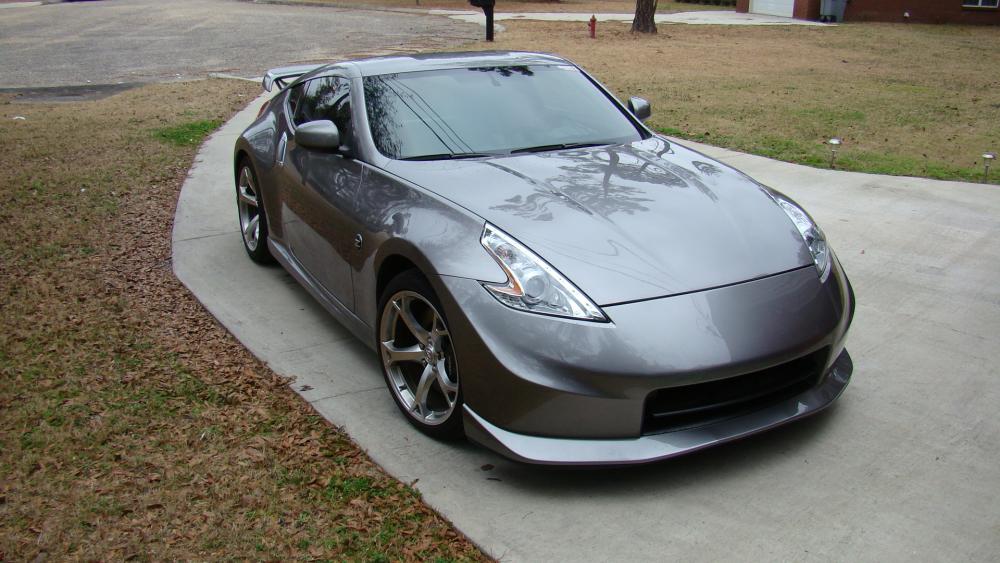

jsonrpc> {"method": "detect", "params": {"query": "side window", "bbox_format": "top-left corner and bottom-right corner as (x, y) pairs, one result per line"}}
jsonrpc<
(294, 77), (354, 149)
(292, 79), (332, 126)
(286, 83), (305, 123)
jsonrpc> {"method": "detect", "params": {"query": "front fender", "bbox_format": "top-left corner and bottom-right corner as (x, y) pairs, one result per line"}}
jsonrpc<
(353, 164), (506, 328)
(235, 110), (284, 238)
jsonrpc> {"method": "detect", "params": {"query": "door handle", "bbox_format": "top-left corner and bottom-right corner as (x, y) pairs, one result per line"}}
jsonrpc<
(277, 132), (287, 166)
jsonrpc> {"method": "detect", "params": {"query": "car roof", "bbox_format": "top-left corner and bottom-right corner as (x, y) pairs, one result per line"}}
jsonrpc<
(321, 51), (571, 78)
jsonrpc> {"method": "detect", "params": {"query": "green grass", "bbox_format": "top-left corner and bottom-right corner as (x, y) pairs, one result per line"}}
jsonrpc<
(659, 126), (992, 183)
(153, 119), (223, 146)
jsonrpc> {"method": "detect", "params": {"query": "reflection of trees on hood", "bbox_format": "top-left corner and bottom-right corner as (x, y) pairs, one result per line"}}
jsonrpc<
(693, 161), (722, 176)
(631, 139), (720, 202)
(488, 147), (659, 221)
(488, 144), (722, 221)
(566, 147), (689, 188)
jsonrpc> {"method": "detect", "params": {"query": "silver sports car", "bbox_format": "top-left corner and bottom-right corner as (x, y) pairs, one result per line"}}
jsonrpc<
(233, 51), (855, 466)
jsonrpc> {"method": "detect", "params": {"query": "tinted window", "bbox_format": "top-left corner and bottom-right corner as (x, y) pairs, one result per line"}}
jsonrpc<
(293, 77), (354, 148)
(286, 83), (305, 120)
(363, 65), (644, 160)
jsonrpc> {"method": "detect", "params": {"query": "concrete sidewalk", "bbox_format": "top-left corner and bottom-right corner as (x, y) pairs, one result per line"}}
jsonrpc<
(430, 9), (829, 26)
(173, 97), (1000, 561)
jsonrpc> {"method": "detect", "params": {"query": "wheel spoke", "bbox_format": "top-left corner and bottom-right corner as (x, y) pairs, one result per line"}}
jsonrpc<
(243, 214), (259, 241)
(431, 317), (449, 340)
(381, 341), (424, 365)
(238, 169), (258, 206)
(434, 358), (458, 400)
(394, 296), (429, 345)
(412, 364), (435, 416)
(238, 185), (258, 207)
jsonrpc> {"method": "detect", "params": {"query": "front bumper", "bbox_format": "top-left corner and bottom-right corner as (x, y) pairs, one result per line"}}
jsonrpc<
(463, 349), (852, 466)
(434, 255), (854, 464)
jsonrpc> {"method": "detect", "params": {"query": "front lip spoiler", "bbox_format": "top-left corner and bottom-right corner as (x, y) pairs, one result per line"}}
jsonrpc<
(463, 350), (853, 467)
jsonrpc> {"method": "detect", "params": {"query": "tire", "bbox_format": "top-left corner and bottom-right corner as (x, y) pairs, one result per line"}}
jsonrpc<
(235, 158), (274, 264)
(377, 269), (464, 440)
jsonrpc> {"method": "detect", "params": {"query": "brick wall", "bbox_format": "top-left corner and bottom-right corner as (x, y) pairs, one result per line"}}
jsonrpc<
(795, 0), (821, 19)
(739, 0), (1000, 23)
(845, 0), (999, 23)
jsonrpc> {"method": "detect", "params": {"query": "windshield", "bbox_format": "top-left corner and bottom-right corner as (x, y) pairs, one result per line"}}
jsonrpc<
(362, 65), (644, 160)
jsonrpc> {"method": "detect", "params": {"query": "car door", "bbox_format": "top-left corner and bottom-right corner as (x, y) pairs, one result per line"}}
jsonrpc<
(282, 76), (364, 312)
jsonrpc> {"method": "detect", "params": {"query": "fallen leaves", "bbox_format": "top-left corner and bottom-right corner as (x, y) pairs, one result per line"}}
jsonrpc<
(0, 81), (485, 562)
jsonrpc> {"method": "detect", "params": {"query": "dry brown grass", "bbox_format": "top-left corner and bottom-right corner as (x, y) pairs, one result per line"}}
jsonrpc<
(0, 80), (484, 561)
(472, 20), (1000, 183)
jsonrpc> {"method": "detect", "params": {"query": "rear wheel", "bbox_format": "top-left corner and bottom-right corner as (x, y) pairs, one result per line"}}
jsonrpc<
(236, 158), (274, 264)
(377, 270), (464, 440)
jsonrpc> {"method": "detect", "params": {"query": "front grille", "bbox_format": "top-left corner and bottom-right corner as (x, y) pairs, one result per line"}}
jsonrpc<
(641, 347), (829, 435)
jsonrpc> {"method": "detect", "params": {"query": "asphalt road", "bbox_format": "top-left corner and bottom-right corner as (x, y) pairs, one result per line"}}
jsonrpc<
(0, 0), (478, 88)
(174, 96), (1000, 561)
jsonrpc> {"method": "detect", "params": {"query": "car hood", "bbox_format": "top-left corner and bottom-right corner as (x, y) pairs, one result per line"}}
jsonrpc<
(385, 136), (812, 306)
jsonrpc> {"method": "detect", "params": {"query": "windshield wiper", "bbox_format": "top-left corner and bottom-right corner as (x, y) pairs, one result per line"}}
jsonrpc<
(509, 142), (609, 154)
(400, 152), (495, 161)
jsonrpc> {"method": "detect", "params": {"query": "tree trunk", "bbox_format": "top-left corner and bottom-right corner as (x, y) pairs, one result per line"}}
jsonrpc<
(631, 0), (658, 33)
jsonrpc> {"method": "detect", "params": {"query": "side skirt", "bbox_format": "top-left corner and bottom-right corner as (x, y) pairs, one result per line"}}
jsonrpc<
(268, 239), (375, 351)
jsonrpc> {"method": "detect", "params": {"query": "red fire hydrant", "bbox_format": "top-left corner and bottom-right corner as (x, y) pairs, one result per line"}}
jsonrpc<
(589, 15), (597, 39)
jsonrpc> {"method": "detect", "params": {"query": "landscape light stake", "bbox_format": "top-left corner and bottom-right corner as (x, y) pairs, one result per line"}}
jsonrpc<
(827, 138), (842, 168)
(983, 152), (996, 183)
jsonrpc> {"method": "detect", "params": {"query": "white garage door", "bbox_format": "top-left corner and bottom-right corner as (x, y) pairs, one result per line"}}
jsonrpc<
(750, 0), (794, 17)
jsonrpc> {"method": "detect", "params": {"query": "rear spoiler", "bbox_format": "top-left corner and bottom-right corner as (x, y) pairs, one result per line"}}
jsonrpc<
(262, 63), (326, 92)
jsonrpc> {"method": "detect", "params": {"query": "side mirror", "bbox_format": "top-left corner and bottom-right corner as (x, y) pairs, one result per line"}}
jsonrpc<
(295, 120), (340, 151)
(627, 97), (651, 122)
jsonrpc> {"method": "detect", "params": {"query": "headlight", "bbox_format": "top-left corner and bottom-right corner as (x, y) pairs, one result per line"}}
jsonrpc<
(480, 224), (607, 321)
(769, 190), (831, 283)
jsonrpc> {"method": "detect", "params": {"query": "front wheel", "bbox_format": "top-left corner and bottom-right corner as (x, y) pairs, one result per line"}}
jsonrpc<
(236, 159), (274, 264)
(377, 270), (464, 440)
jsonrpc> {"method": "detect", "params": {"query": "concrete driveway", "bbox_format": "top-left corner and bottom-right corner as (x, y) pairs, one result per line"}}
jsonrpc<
(0, 0), (477, 87)
(173, 96), (1000, 561)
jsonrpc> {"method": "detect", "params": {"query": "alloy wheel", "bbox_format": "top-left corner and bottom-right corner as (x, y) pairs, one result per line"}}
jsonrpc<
(379, 291), (459, 425)
(237, 165), (261, 252)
